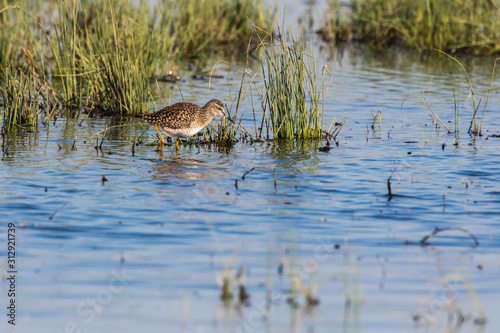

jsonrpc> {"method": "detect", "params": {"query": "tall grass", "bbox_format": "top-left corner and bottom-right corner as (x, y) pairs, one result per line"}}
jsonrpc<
(323, 0), (500, 55)
(0, 0), (270, 117)
(0, 1), (44, 68)
(172, 0), (269, 57)
(0, 66), (52, 131)
(257, 25), (330, 140)
(53, 0), (82, 107)
(2, 0), (270, 73)
(0, 3), (24, 68)
(79, 0), (150, 114)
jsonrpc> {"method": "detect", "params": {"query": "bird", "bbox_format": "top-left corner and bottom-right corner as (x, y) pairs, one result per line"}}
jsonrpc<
(136, 99), (225, 151)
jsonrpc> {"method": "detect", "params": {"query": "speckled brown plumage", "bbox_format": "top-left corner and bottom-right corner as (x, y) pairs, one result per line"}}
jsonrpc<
(136, 99), (225, 139)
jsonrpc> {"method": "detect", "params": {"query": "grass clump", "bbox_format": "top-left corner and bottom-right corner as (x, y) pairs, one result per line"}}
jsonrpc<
(172, 0), (270, 57)
(80, 1), (151, 114)
(0, 66), (53, 132)
(0, 2), (43, 68)
(52, 0), (83, 107)
(257, 24), (331, 140)
(322, 0), (500, 55)
(0, 0), (271, 116)
(416, 51), (499, 137)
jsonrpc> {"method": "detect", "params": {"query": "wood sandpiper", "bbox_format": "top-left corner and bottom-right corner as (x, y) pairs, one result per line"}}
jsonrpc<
(136, 99), (225, 150)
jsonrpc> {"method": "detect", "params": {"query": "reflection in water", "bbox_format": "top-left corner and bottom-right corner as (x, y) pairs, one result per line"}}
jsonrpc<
(151, 156), (212, 183)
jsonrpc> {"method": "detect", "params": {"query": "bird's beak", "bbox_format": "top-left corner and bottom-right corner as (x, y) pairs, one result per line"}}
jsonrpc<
(221, 108), (233, 122)
(225, 113), (235, 124)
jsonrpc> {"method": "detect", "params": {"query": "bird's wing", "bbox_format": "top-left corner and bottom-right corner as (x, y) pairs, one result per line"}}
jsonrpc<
(138, 102), (200, 129)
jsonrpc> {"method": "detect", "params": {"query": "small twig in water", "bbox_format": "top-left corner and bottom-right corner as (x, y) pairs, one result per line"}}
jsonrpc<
(1, 130), (5, 153)
(332, 118), (346, 141)
(420, 130), (427, 144)
(420, 227), (479, 247)
(274, 169), (277, 191)
(387, 169), (396, 201)
(242, 167), (255, 180)
(132, 134), (137, 156)
(387, 176), (392, 201)
(49, 202), (68, 220)
(468, 98), (482, 135)
(99, 125), (108, 150)
(401, 94), (409, 113)
(71, 136), (77, 151)
(371, 111), (381, 130)
(235, 179), (239, 190)
(101, 174), (108, 185)
(291, 275), (320, 306)
(415, 90), (451, 133)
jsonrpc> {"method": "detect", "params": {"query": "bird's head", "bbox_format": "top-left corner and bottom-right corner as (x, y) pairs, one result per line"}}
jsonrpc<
(205, 99), (226, 117)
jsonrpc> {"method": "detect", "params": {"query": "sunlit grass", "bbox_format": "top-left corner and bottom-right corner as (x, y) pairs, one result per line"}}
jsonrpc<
(416, 51), (499, 137)
(0, 0), (271, 118)
(323, 0), (500, 55)
(256, 24), (331, 140)
(0, 66), (50, 131)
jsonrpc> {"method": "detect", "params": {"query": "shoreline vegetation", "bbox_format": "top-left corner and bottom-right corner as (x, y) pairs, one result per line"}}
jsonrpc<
(0, 0), (272, 118)
(0, 0), (498, 146)
(0, 0), (340, 145)
(319, 0), (500, 55)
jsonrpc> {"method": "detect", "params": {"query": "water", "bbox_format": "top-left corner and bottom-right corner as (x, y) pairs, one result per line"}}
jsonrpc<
(2, 2), (500, 333)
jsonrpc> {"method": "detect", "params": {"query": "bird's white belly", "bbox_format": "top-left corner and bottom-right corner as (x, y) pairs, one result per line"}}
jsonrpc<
(159, 126), (201, 138)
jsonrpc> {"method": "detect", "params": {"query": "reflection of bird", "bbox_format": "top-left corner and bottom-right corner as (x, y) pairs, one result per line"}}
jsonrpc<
(136, 99), (225, 150)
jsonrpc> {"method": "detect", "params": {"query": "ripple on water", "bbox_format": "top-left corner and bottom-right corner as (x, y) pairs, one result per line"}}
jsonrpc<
(2, 45), (500, 332)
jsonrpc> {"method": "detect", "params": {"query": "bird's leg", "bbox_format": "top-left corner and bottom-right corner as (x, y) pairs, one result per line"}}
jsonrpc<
(175, 138), (180, 151)
(154, 124), (165, 151)
(154, 124), (164, 144)
(156, 141), (165, 151)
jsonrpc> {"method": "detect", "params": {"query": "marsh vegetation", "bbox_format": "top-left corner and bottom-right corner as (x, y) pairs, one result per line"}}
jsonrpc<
(321, 0), (500, 55)
(1, 1), (499, 331)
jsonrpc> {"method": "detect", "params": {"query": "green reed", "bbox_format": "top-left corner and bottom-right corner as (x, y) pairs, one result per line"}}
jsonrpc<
(324, 0), (500, 55)
(0, 66), (49, 131)
(437, 50), (500, 136)
(437, 50), (499, 136)
(0, 1), (82, 110)
(4, 0), (269, 73)
(53, 0), (82, 107)
(0, 0), (269, 117)
(0, 1), (45, 68)
(258, 25), (329, 140)
(417, 51), (499, 137)
(172, 0), (270, 57)
(80, 0), (150, 114)
(0, 3), (24, 68)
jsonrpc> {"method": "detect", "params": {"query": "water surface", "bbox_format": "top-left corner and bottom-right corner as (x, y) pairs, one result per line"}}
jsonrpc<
(1, 2), (500, 333)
